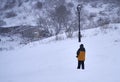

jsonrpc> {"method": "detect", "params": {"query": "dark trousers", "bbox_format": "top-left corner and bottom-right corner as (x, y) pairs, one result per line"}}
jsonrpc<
(77, 61), (84, 69)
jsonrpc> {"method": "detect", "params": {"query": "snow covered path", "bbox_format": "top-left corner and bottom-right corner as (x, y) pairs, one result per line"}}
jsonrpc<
(0, 28), (120, 82)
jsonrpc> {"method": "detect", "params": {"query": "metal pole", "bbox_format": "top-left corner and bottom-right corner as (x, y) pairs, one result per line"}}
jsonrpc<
(77, 4), (82, 42)
(78, 11), (81, 42)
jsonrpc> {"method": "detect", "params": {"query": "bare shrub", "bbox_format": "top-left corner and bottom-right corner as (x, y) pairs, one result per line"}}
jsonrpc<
(65, 27), (73, 38)
(97, 17), (110, 27)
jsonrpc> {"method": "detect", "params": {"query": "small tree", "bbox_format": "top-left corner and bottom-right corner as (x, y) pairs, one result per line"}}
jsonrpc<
(49, 5), (70, 40)
(65, 27), (73, 38)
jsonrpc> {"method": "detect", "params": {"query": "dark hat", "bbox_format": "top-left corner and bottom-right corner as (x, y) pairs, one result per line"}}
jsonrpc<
(80, 44), (84, 48)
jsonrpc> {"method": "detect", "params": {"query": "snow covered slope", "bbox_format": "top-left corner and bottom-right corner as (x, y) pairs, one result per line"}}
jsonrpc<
(0, 25), (120, 82)
(0, 0), (119, 28)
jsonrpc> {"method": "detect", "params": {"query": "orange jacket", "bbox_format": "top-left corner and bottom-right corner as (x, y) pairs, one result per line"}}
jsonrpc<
(78, 51), (85, 61)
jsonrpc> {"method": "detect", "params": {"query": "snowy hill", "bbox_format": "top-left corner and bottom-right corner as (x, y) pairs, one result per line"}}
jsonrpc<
(0, 0), (119, 28)
(0, 0), (120, 50)
(1, 0), (120, 51)
(0, 25), (120, 82)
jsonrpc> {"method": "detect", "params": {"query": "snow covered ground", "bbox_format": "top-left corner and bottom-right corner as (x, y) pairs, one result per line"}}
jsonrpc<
(0, 26), (120, 82)
(0, 35), (24, 51)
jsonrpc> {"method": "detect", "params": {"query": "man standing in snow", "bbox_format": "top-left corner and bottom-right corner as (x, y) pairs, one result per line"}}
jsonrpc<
(76, 44), (86, 69)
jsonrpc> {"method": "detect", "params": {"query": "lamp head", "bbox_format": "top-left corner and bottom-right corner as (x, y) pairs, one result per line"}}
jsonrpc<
(77, 4), (82, 12)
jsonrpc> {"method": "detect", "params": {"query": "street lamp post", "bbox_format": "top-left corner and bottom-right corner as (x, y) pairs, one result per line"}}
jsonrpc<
(77, 4), (82, 42)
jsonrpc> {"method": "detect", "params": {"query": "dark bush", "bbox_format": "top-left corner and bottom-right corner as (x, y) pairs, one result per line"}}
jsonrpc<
(99, 11), (107, 16)
(5, 11), (17, 18)
(97, 17), (110, 26)
(0, 20), (6, 26)
(117, 8), (120, 16)
(88, 13), (97, 20)
(4, 0), (16, 9)
(34, 1), (42, 9)
(111, 17), (120, 23)
(67, 2), (74, 8)
(21, 27), (51, 40)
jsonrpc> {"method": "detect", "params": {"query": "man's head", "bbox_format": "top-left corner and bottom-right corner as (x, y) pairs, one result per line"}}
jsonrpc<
(80, 44), (84, 48)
